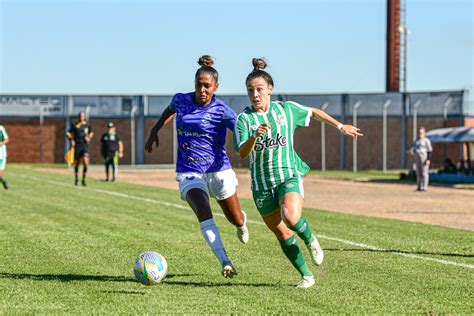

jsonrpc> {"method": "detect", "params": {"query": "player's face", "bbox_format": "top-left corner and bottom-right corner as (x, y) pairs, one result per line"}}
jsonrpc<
(79, 112), (86, 122)
(194, 73), (218, 106)
(419, 129), (425, 138)
(246, 77), (272, 112)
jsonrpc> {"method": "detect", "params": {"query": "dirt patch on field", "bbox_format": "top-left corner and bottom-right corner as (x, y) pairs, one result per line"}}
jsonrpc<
(40, 167), (474, 231)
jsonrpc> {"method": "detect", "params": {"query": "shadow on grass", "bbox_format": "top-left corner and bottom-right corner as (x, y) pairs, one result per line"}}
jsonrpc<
(101, 290), (147, 295)
(0, 272), (136, 283)
(0, 272), (199, 283)
(163, 280), (278, 288)
(325, 248), (474, 258)
(0, 272), (277, 288)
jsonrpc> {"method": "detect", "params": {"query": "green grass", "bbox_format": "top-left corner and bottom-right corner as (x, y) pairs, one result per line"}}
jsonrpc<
(306, 169), (403, 181)
(0, 165), (473, 313)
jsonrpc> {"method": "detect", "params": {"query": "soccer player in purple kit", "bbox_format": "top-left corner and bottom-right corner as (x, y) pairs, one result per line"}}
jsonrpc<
(145, 55), (248, 278)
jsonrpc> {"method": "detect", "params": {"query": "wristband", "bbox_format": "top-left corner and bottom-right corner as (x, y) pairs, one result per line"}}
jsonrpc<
(336, 123), (343, 131)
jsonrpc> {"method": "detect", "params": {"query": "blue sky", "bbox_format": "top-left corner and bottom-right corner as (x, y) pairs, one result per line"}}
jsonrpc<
(0, 0), (472, 94)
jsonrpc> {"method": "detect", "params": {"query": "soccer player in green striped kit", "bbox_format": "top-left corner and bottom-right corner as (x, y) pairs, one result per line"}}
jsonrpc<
(0, 125), (10, 190)
(234, 58), (363, 288)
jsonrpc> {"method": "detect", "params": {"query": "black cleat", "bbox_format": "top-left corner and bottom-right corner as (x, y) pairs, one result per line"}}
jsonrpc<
(81, 179), (86, 187)
(75, 179), (79, 186)
(2, 180), (8, 190)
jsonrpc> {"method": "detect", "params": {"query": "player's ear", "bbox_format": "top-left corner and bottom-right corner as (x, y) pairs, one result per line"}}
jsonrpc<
(268, 84), (273, 95)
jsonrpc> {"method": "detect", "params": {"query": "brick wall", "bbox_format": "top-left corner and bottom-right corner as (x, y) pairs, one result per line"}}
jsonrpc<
(0, 116), (469, 169)
(0, 118), (65, 163)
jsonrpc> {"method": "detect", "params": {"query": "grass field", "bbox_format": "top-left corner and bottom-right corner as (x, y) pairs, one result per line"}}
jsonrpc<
(0, 165), (473, 313)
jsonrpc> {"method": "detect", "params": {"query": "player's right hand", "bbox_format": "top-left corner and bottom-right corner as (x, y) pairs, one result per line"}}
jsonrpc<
(255, 123), (270, 138)
(145, 133), (159, 153)
(71, 140), (76, 147)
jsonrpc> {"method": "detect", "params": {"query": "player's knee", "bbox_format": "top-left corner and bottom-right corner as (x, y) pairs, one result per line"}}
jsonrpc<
(280, 204), (298, 226)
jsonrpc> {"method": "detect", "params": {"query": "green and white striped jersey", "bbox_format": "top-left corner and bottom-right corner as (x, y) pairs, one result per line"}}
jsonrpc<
(0, 125), (8, 159)
(233, 101), (311, 191)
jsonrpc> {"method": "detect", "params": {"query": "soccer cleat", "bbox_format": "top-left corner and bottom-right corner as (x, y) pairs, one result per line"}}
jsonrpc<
(296, 275), (315, 289)
(306, 235), (324, 265)
(81, 179), (86, 187)
(2, 180), (8, 190)
(236, 210), (249, 244)
(221, 262), (238, 278)
(75, 179), (79, 186)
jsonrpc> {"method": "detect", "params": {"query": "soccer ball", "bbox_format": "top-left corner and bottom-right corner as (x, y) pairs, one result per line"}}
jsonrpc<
(133, 251), (168, 285)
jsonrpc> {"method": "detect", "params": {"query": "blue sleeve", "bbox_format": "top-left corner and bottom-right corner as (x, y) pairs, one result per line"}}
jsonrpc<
(168, 94), (180, 112)
(222, 106), (237, 131)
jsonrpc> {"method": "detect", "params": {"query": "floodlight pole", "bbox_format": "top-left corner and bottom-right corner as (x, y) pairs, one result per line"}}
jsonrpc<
(352, 101), (362, 172)
(320, 102), (330, 171)
(412, 100), (422, 142)
(382, 100), (392, 172)
(130, 105), (138, 166)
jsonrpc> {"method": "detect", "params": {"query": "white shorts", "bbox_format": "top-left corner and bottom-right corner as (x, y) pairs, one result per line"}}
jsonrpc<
(176, 169), (238, 201)
(0, 157), (6, 170)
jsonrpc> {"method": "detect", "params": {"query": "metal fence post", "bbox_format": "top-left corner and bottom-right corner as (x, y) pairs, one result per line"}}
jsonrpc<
(352, 101), (362, 172)
(130, 105), (138, 166)
(443, 97), (453, 161)
(412, 100), (422, 141)
(382, 99), (392, 172)
(173, 116), (177, 165)
(320, 102), (330, 171)
(39, 105), (45, 162)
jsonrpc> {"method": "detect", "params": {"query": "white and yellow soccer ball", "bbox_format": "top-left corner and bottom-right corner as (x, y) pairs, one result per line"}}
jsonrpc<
(133, 251), (168, 285)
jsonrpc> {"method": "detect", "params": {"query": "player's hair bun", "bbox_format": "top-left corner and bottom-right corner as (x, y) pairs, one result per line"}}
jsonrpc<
(198, 55), (215, 67)
(252, 58), (267, 71)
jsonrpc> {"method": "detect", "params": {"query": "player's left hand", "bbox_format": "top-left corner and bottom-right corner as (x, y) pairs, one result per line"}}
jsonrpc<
(341, 125), (363, 138)
(119, 152), (124, 158)
(145, 133), (160, 153)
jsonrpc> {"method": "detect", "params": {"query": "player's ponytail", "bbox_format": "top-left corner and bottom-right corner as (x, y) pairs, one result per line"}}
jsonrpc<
(195, 55), (219, 83)
(246, 57), (274, 87)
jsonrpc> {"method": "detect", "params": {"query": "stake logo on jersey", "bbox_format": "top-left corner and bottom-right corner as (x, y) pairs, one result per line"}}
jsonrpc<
(233, 101), (312, 191)
(168, 92), (237, 174)
(254, 133), (287, 152)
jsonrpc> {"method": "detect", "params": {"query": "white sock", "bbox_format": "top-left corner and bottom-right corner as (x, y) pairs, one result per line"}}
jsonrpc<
(199, 218), (229, 266)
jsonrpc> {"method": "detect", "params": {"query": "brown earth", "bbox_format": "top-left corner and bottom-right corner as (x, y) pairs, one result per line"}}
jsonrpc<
(40, 167), (474, 231)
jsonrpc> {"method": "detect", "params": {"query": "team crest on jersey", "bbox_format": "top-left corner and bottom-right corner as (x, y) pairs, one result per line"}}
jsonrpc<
(285, 183), (294, 189)
(201, 113), (212, 127)
(256, 198), (264, 208)
(276, 115), (286, 125)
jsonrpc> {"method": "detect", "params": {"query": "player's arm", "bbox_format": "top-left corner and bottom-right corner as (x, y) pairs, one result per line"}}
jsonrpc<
(0, 137), (8, 146)
(425, 139), (433, 165)
(85, 126), (94, 143)
(145, 107), (176, 153)
(118, 140), (124, 158)
(237, 124), (270, 159)
(66, 128), (75, 147)
(311, 108), (363, 138)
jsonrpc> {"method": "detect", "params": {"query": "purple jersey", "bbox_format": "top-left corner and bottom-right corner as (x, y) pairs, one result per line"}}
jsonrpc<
(169, 92), (236, 174)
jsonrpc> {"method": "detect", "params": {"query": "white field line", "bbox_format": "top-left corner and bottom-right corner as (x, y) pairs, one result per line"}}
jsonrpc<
(19, 173), (474, 269)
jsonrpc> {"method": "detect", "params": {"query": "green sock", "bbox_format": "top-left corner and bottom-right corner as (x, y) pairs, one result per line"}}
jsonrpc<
(290, 216), (315, 245)
(279, 235), (312, 277)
